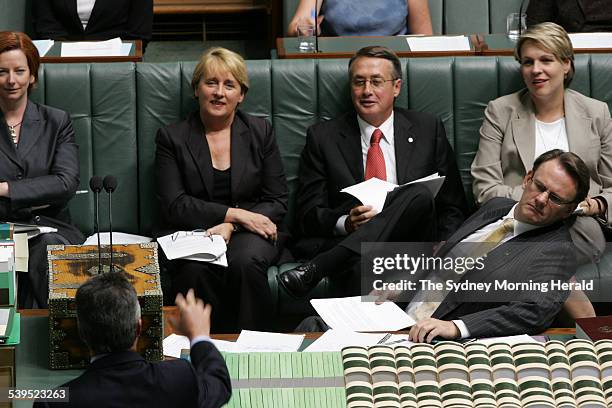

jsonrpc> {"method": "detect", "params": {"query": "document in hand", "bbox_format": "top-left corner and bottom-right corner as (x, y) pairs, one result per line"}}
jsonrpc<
(310, 296), (416, 332)
(340, 173), (445, 213)
(157, 232), (228, 267)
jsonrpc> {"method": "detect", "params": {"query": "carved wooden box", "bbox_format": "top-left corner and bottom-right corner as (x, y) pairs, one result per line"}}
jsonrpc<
(47, 243), (163, 369)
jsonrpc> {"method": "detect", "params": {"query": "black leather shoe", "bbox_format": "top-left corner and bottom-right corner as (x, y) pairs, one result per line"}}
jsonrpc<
(277, 263), (322, 298)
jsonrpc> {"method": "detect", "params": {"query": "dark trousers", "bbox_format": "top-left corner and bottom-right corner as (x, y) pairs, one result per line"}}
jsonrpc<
(338, 183), (437, 254)
(169, 231), (279, 333)
(18, 232), (71, 309)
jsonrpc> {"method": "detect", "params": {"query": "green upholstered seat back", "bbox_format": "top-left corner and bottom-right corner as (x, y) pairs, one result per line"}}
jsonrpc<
(29, 63), (139, 235)
(31, 54), (612, 236)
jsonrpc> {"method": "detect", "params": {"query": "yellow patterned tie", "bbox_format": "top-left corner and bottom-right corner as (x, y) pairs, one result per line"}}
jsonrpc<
(409, 218), (514, 321)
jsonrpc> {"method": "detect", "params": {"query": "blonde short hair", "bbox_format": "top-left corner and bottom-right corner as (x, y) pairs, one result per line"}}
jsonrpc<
(191, 47), (249, 95)
(514, 22), (575, 87)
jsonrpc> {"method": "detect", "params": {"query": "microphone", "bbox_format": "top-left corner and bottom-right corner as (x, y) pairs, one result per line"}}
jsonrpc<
(89, 176), (103, 274)
(103, 175), (118, 272)
(314, 0), (323, 53)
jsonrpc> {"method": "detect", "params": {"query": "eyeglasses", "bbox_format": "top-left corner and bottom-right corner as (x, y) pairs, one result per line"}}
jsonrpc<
(351, 77), (398, 89)
(528, 178), (575, 206)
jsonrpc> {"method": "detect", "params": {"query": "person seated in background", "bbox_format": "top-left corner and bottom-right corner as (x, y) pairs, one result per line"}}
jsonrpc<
(0, 31), (83, 308)
(527, 0), (612, 33)
(32, 0), (153, 48)
(471, 22), (611, 318)
(34, 273), (231, 408)
(302, 150), (588, 343)
(287, 0), (433, 37)
(155, 47), (288, 333)
(277, 46), (468, 298)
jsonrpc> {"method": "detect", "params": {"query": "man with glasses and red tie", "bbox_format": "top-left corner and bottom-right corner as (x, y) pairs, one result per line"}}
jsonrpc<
(278, 46), (468, 298)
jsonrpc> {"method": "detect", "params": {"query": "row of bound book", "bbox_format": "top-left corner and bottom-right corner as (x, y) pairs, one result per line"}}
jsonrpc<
(342, 339), (612, 408)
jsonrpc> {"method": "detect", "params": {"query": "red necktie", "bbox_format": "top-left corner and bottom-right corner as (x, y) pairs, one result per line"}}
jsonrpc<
(365, 128), (386, 181)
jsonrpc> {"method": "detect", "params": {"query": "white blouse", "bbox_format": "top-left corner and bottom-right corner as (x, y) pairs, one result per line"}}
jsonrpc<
(77, 0), (96, 29)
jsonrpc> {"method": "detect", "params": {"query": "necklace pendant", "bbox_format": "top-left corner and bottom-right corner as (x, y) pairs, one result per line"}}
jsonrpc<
(8, 126), (17, 144)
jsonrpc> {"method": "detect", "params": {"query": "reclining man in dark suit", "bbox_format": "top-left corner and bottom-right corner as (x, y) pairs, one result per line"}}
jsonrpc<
(397, 149), (587, 342)
(278, 45), (468, 297)
(34, 273), (231, 408)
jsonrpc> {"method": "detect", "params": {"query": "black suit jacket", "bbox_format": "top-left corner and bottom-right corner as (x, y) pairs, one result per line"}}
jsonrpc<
(296, 108), (468, 240)
(34, 341), (231, 408)
(527, 0), (612, 33)
(0, 101), (82, 243)
(33, 0), (153, 42)
(432, 197), (576, 338)
(155, 110), (288, 235)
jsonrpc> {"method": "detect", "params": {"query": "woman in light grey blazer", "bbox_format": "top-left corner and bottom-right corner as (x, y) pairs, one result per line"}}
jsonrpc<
(472, 23), (612, 318)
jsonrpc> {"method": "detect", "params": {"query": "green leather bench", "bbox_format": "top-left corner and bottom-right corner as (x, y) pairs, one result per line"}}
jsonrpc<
(282, 0), (528, 35)
(30, 54), (611, 325)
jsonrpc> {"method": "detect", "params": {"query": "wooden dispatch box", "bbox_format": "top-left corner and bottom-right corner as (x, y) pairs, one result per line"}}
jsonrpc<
(47, 243), (163, 369)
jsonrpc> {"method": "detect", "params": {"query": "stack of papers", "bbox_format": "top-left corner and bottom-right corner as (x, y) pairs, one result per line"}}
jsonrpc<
(569, 33), (612, 49)
(406, 36), (471, 52)
(310, 296), (415, 332)
(61, 37), (132, 57)
(84, 232), (152, 245)
(340, 173), (445, 214)
(157, 231), (227, 267)
(303, 330), (412, 352)
(163, 330), (305, 357)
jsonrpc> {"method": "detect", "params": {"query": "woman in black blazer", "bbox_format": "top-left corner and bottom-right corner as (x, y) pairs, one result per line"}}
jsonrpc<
(155, 47), (288, 333)
(33, 0), (153, 45)
(0, 32), (83, 308)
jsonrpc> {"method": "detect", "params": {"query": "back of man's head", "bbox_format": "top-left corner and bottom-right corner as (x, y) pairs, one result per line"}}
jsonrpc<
(76, 272), (141, 354)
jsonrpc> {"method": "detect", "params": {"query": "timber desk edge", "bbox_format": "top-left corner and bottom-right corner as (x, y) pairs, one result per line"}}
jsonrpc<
(18, 308), (577, 340)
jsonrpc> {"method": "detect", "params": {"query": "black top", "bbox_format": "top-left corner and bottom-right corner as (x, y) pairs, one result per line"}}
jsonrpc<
(212, 167), (231, 206)
(527, 0), (612, 33)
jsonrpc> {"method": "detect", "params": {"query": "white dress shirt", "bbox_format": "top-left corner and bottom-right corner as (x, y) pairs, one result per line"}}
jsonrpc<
(334, 113), (397, 235)
(77, 0), (96, 29)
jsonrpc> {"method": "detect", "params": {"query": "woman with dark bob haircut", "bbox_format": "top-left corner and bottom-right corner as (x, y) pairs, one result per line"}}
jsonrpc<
(471, 23), (612, 319)
(0, 32), (83, 308)
(155, 47), (288, 333)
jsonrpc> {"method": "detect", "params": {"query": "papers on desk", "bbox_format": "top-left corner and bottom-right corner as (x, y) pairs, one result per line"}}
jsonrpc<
(310, 296), (415, 332)
(569, 33), (612, 49)
(163, 330), (304, 357)
(303, 330), (413, 352)
(340, 173), (445, 214)
(235, 330), (305, 352)
(157, 231), (228, 267)
(406, 35), (471, 51)
(84, 232), (152, 245)
(61, 37), (130, 57)
(5, 223), (58, 239)
(33, 40), (54, 57)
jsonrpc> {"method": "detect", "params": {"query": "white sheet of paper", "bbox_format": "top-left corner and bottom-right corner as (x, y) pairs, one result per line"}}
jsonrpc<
(569, 33), (612, 49)
(406, 35), (471, 51)
(303, 330), (388, 352)
(235, 330), (304, 352)
(311, 296), (415, 332)
(163, 333), (190, 358)
(341, 177), (397, 213)
(121, 42), (133, 55)
(13, 233), (28, 273)
(84, 232), (152, 245)
(473, 334), (538, 345)
(61, 37), (123, 57)
(157, 232), (227, 264)
(340, 173), (445, 213)
(33, 39), (54, 56)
